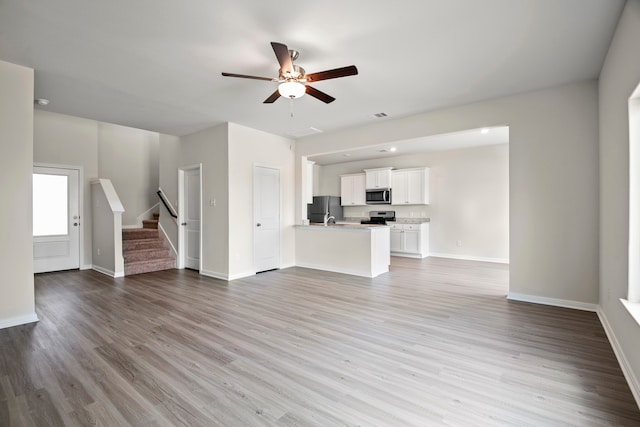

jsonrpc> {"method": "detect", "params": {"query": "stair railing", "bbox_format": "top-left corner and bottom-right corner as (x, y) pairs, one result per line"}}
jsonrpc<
(157, 187), (178, 219)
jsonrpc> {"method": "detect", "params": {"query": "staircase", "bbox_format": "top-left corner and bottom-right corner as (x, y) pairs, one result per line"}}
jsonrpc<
(123, 212), (176, 275)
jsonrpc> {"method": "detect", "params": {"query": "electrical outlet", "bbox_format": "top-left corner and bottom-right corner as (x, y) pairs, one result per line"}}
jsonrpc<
(97, 248), (101, 256)
(456, 240), (462, 247)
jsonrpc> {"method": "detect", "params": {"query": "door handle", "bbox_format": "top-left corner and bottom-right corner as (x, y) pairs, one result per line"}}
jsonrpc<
(73, 223), (79, 226)
(181, 222), (187, 226)
(256, 223), (261, 227)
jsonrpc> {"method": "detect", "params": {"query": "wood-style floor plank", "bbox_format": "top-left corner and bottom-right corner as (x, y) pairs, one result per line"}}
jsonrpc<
(0, 256), (638, 426)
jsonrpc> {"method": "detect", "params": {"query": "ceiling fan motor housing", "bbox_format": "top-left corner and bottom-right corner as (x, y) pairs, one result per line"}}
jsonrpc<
(280, 64), (306, 82)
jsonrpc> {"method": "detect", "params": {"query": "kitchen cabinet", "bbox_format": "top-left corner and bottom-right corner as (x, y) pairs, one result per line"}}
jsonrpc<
(390, 223), (429, 258)
(392, 167), (429, 205)
(340, 173), (366, 206)
(364, 167), (393, 189)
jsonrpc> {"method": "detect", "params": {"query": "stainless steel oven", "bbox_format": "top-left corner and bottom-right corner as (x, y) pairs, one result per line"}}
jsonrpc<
(366, 188), (391, 204)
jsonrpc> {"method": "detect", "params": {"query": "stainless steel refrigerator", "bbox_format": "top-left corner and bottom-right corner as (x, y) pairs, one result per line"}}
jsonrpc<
(307, 196), (344, 223)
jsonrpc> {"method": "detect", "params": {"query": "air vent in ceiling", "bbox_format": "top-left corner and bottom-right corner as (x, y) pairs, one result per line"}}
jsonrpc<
(373, 112), (388, 118)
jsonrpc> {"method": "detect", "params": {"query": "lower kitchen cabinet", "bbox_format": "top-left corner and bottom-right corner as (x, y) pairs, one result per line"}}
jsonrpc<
(390, 223), (429, 258)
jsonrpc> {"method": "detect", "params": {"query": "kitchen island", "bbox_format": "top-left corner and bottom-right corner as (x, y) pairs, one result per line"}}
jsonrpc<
(295, 223), (390, 278)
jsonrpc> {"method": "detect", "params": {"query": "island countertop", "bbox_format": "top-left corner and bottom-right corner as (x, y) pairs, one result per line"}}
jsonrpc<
(296, 223), (389, 231)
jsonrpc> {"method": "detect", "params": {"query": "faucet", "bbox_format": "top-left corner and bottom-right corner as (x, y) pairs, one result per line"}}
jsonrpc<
(323, 213), (336, 226)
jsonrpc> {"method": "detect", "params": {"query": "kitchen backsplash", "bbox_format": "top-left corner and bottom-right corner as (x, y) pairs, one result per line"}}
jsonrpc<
(343, 205), (430, 219)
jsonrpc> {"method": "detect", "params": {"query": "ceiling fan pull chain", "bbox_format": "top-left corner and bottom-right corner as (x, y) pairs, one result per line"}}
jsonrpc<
(290, 97), (294, 118)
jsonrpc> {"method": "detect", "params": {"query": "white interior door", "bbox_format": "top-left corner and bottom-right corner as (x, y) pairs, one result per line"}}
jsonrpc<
(183, 167), (201, 270)
(33, 166), (80, 273)
(254, 166), (280, 273)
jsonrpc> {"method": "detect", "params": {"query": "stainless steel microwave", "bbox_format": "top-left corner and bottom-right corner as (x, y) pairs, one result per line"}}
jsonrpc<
(366, 188), (391, 204)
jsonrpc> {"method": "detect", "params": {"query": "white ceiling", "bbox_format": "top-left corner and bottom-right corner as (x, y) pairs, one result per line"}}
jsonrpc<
(0, 0), (624, 138)
(309, 126), (509, 165)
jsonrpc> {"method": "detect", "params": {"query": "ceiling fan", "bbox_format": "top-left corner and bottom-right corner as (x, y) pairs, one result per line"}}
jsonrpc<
(221, 42), (358, 104)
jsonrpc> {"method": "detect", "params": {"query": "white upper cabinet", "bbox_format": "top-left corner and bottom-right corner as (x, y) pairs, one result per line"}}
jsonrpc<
(340, 173), (366, 206)
(364, 167), (393, 189)
(392, 167), (429, 205)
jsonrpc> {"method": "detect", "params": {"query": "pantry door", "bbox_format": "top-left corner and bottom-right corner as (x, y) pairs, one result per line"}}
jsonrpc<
(33, 166), (80, 273)
(254, 166), (280, 273)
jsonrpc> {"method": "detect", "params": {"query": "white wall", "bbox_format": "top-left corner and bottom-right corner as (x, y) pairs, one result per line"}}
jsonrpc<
(314, 144), (509, 262)
(228, 123), (296, 278)
(181, 123), (230, 278)
(598, 0), (640, 402)
(0, 60), (37, 328)
(33, 110), (99, 269)
(98, 123), (159, 226)
(297, 80), (599, 306)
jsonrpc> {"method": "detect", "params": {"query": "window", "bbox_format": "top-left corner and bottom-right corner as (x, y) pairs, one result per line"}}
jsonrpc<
(626, 81), (640, 324)
(33, 173), (68, 236)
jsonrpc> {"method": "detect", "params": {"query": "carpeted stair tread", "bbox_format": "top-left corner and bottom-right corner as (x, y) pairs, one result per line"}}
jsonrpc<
(142, 219), (159, 229)
(124, 247), (170, 262)
(123, 228), (159, 240)
(123, 239), (167, 251)
(124, 257), (176, 276)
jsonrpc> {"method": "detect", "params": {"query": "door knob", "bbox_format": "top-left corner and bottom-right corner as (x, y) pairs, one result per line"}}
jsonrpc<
(181, 222), (187, 226)
(73, 222), (79, 226)
(256, 223), (261, 227)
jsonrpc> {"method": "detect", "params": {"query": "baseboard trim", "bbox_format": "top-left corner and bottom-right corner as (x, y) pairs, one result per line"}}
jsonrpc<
(229, 271), (255, 281)
(92, 265), (124, 278)
(391, 252), (426, 259)
(597, 307), (640, 408)
(0, 313), (39, 330)
(200, 269), (229, 281)
(429, 252), (509, 264)
(507, 292), (598, 312)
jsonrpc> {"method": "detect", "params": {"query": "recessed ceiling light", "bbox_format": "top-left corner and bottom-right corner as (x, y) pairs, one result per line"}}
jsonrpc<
(34, 98), (50, 106)
(481, 128), (490, 134)
(389, 147), (397, 152)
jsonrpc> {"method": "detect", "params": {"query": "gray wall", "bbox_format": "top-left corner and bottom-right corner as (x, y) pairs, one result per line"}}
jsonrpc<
(297, 80), (600, 306)
(98, 122), (159, 226)
(599, 0), (640, 400)
(181, 123), (230, 278)
(158, 134), (181, 252)
(0, 60), (36, 327)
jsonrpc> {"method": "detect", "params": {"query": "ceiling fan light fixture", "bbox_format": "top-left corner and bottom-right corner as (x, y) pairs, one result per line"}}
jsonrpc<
(278, 81), (306, 99)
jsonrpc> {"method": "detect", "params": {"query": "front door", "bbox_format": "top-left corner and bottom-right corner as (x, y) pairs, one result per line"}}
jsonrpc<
(254, 166), (280, 273)
(33, 166), (80, 273)
(183, 167), (201, 270)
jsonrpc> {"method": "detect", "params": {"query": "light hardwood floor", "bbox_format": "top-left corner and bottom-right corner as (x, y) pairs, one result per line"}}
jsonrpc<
(1, 257), (639, 426)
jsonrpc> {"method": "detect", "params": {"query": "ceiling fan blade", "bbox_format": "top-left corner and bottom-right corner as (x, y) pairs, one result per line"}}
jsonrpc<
(221, 72), (277, 82)
(306, 85), (335, 104)
(263, 90), (281, 104)
(271, 42), (294, 74)
(306, 65), (358, 82)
